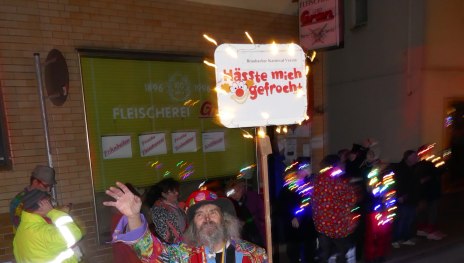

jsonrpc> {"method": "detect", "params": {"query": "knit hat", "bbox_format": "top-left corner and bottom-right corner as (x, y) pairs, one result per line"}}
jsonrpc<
(23, 189), (50, 211)
(32, 165), (57, 185)
(185, 189), (235, 222)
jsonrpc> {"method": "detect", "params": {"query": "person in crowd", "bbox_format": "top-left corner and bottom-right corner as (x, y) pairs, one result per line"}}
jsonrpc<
(391, 150), (420, 248)
(104, 182), (267, 263)
(277, 161), (318, 263)
(337, 149), (351, 171)
(149, 178), (187, 243)
(360, 149), (397, 263)
(343, 145), (368, 262)
(414, 144), (446, 240)
(345, 144), (369, 178)
(312, 155), (359, 263)
(13, 189), (83, 262)
(9, 165), (62, 233)
(111, 183), (143, 263)
(226, 178), (265, 247)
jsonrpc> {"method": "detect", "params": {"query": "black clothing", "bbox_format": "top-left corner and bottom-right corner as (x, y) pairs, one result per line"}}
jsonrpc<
(229, 198), (264, 247)
(414, 160), (443, 202)
(390, 161), (420, 206)
(277, 184), (317, 263)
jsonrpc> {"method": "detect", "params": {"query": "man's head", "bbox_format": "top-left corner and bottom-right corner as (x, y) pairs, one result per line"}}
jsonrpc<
(402, 150), (418, 167)
(183, 189), (239, 248)
(22, 189), (53, 216)
(30, 165), (56, 192)
(226, 179), (246, 201)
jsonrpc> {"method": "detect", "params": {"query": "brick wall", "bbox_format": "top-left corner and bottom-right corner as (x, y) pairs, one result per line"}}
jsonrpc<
(0, 0), (300, 261)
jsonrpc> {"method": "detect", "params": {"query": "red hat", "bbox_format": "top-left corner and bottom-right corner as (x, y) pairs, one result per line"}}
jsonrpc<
(185, 189), (235, 221)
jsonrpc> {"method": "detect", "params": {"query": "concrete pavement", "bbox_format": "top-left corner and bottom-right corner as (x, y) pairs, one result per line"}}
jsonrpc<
(386, 191), (464, 263)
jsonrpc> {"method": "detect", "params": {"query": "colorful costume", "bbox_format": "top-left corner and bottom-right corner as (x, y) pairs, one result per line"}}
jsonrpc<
(312, 167), (359, 239)
(9, 187), (30, 233)
(312, 166), (359, 263)
(112, 214), (267, 263)
(362, 165), (396, 262)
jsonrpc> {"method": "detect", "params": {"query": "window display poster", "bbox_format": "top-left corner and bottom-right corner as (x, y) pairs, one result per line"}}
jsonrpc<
(80, 53), (255, 192)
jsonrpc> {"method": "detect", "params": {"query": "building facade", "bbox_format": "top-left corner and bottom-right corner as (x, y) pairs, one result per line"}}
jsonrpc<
(0, 1), (313, 262)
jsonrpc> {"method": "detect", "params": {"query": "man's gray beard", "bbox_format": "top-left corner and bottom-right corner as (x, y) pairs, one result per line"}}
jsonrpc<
(183, 213), (241, 248)
(197, 221), (226, 248)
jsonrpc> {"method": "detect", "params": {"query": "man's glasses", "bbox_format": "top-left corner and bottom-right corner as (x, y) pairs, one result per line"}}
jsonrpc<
(38, 180), (52, 188)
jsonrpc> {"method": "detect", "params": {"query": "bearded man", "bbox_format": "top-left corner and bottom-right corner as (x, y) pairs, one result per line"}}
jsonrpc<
(104, 182), (267, 263)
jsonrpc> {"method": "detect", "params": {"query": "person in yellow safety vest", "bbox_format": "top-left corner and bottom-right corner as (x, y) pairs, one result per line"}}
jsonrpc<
(13, 189), (83, 263)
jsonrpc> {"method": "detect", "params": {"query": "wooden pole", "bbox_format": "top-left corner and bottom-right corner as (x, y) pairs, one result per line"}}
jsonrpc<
(258, 134), (273, 262)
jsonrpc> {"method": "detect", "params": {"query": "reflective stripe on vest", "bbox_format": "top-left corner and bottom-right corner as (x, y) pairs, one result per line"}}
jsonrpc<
(55, 215), (77, 248)
(49, 248), (74, 263)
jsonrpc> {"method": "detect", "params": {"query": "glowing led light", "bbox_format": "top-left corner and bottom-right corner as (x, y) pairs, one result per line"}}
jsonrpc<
(203, 34), (217, 46)
(225, 46), (238, 58)
(306, 65), (310, 75)
(296, 89), (305, 97)
(418, 143), (435, 156)
(285, 162), (299, 172)
(445, 116), (453, 127)
(242, 130), (253, 139)
(198, 181), (206, 189)
(369, 177), (379, 186)
(239, 164), (256, 173)
(309, 50), (317, 62)
(203, 60), (216, 68)
(319, 166), (332, 173)
(368, 169), (379, 178)
(245, 31), (254, 44)
(261, 112), (270, 119)
(287, 43), (296, 56)
(258, 127), (266, 138)
(226, 189), (235, 197)
(180, 170), (195, 180)
(214, 86), (228, 95)
(270, 41), (278, 55)
(282, 126), (288, 133)
(276, 126), (281, 133)
(330, 168), (343, 177)
(217, 110), (234, 121)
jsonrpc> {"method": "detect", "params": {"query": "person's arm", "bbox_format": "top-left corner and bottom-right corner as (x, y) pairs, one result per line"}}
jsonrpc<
(103, 182), (143, 230)
(45, 208), (83, 248)
(104, 182), (171, 263)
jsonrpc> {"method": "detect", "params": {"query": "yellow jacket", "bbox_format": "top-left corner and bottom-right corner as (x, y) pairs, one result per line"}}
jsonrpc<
(13, 209), (83, 263)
